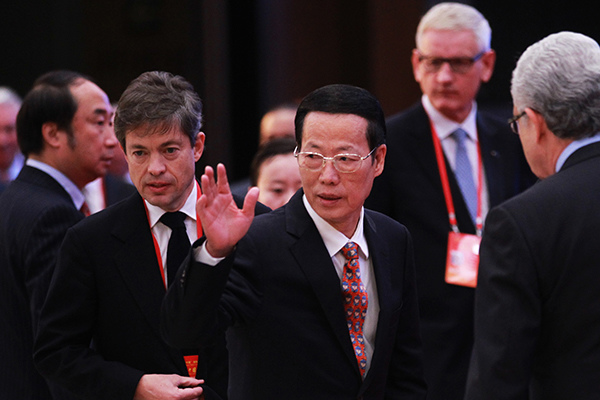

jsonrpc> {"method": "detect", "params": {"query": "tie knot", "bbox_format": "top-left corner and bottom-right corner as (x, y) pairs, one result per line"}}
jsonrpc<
(452, 128), (468, 144)
(341, 241), (359, 261)
(160, 211), (187, 230)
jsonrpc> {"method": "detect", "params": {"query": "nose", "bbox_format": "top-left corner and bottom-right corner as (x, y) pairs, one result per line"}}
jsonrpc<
(104, 127), (118, 148)
(319, 158), (340, 185)
(148, 153), (167, 176)
(435, 62), (454, 83)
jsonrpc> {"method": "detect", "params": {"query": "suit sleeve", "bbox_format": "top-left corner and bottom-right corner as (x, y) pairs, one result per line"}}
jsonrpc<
(161, 239), (237, 349)
(161, 202), (269, 349)
(464, 206), (540, 400)
(34, 226), (144, 400)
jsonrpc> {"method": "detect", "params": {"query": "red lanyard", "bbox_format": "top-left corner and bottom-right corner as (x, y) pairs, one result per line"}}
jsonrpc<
(430, 121), (483, 236)
(144, 181), (203, 289)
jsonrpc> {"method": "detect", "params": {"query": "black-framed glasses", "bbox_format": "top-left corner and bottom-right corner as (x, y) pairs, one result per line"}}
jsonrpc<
(417, 51), (485, 74)
(294, 146), (378, 173)
(508, 111), (527, 134)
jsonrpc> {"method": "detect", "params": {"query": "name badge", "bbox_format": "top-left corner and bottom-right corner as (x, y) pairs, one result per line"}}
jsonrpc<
(184, 355), (199, 378)
(445, 231), (480, 288)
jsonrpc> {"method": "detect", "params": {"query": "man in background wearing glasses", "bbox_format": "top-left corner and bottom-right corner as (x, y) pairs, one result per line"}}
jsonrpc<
(365, 3), (535, 400)
(162, 84), (427, 399)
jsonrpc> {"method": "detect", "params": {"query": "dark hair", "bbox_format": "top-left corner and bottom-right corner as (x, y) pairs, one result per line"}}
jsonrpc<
(249, 137), (297, 186)
(16, 70), (90, 157)
(114, 71), (202, 149)
(294, 84), (386, 151)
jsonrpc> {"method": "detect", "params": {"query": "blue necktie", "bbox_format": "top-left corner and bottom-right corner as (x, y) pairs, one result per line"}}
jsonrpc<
(452, 128), (477, 223)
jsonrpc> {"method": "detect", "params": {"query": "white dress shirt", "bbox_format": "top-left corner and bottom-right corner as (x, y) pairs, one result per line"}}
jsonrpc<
(82, 177), (105, 214)
(145, 183), (198, 286)
(1, 152), (24, 182)
(422, 95), (490, 221)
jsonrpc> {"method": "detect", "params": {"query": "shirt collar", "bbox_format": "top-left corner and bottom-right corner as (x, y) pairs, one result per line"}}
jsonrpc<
(7, 152), (24, 180)
(555, 133), (600, 172)
(26, 158), (86, 209)
(422, 95), (478, 142)
(302, 194), (369, 259)
(145, 181), (198, 228)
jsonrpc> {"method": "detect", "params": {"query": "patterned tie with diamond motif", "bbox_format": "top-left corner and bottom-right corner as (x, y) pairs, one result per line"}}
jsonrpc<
(341, 241), (368, 377)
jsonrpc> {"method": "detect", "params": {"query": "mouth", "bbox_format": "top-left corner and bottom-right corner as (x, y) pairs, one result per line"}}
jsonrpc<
(435, 88), (458, 97)
(145, 181), (171, 194)
(317, 193), (342, 205)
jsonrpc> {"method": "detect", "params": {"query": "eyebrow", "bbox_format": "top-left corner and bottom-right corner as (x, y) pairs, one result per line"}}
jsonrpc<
(303, 142), (355, 152)
(93, 108), (110, 117)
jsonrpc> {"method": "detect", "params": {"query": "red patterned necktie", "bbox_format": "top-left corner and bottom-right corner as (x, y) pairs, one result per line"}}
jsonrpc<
(341, 241), (368, 377)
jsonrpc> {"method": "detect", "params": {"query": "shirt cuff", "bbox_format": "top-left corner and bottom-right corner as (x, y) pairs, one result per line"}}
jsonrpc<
(193, 241), (226, 266)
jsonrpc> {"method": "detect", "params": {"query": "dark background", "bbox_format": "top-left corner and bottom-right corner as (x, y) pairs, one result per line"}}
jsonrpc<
(2, 0), (598, 180)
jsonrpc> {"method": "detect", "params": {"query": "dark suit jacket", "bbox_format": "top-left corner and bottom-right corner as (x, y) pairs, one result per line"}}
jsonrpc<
(365, 103), (536, 400)
(34, 190), (266, 400)
(162, 189), (427, 400)
(103, 173), (136, 207)
(0, 166), (83, 399)
(465, 142), (600, 400)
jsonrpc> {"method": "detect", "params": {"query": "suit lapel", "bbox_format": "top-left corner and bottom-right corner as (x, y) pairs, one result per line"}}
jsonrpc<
(361, 212), (396, 390)
(286, 191), (361, 375)
(477, 113), (508, 207)
(110, 195), (187, 370)
(406, 106), (449, 190)
(111, 195), (166, 332)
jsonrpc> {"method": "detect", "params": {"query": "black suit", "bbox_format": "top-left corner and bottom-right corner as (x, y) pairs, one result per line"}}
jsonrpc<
(34, 190), (268, 399)
(162, 189), (427, 400)
(365, 103), (536, 400)
(465, 142), (600, 399)
(0, 166), (83, 399)
(103, 173), (136, 207)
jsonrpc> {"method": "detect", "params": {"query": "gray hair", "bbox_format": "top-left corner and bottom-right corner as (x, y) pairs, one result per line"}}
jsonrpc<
(416, 2), (491, 52)
(511, 31), (600, 139)
(0, 87), (22, 107)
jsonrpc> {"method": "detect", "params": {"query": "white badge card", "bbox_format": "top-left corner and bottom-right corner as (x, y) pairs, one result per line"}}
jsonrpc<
(445, 231), (481, 288)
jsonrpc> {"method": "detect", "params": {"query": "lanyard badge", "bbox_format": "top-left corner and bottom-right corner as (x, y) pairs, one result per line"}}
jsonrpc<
(430, 121), (482, 288)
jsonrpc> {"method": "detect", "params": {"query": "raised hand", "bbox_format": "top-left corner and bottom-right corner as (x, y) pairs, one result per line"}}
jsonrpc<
(133, 374), (204, 400)
(197, 163), (259, 258)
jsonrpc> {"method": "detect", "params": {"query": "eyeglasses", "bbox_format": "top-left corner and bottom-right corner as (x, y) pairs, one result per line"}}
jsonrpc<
(417, 51), (485, 74)
(294, 146), (378, 173)
(508, 111), (527, 134)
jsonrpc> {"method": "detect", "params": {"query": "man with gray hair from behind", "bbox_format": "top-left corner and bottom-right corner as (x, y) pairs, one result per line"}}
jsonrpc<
(465, 31), (600, 400)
